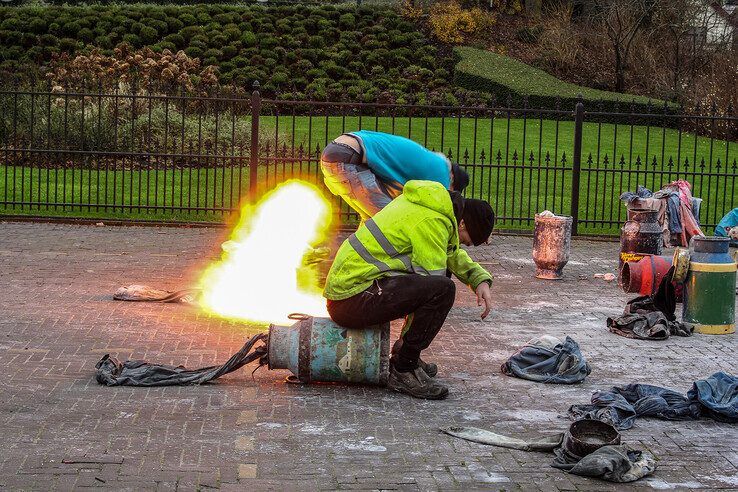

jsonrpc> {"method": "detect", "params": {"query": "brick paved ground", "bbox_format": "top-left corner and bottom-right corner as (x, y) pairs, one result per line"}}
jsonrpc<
(1, 221), (736, 491)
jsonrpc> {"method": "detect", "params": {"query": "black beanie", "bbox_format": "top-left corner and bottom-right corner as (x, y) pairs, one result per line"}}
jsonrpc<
(451, 163), (469, 193)
(462, 199), (495, 246)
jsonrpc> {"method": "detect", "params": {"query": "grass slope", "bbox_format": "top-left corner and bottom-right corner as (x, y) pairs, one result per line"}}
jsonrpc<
(453, 47), (669, 112)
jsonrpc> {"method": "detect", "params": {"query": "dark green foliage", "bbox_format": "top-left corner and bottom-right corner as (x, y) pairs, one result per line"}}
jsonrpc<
(240, 31), (257, 47)
(157, 41), (176, 52)
(184, 46), (202, 59)
(138, 25), (159, 44)
(163, 33), (184, 49)
(0, 4), (490, 105)
(165, 16), (183, 32)
(121, 33), (141, 48)
(179, 25), (200, 40)
(59, 37), (80, 52)
(78, 28), (94, 43)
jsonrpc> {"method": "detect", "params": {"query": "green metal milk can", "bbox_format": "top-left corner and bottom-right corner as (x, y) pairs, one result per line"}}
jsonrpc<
(268, 314), (390, 384)
(682, 236), (736, 335)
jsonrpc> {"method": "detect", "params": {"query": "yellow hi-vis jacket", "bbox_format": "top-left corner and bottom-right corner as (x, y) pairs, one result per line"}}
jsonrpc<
(323, 180), (492, 300)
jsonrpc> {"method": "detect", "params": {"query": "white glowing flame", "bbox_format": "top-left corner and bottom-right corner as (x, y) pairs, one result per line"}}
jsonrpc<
(199, 180), (332, 325)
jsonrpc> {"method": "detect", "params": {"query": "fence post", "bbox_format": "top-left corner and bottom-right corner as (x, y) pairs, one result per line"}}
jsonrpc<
(571, 94), (584, 236)
(249, 81), (261, 202)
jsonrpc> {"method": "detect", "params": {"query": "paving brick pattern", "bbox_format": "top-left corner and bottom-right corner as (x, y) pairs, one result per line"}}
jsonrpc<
(1, 221), (736, 491)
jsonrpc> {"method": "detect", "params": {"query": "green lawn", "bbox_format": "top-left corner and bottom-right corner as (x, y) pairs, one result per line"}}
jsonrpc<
(0, 165), (338, 222)
(262, 114), (737, 167)
(2, 115), (736, 234)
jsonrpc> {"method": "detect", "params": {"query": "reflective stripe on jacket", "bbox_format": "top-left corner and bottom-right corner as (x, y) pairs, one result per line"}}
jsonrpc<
(323, 180), (492, 300)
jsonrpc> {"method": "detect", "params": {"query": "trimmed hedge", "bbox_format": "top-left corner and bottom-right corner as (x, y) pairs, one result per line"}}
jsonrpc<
(0, 4), (489, 106)
(453, 46), (673, 113)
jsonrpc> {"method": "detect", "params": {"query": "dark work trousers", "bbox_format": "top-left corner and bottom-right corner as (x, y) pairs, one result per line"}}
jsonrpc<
(326, 275), (456, 372)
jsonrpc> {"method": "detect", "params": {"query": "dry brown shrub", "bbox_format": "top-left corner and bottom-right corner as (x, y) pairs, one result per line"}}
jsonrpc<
(685, 53), (738, 139)
(621, 32), (671, 97)
(46, 44), (220, 95)
(536, 5), (582, 73)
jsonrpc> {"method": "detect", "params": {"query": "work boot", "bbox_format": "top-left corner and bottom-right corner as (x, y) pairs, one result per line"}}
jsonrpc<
(387, 364), (449, 400)
(391, 338), (438, 377)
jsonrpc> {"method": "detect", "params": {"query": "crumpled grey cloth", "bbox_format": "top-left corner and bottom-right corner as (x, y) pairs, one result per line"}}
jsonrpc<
(554, 445), (656, 483)
(95, 333), (267, 386)
(569, 384), (701, 430)
(653, 190), (683, 233)
(440, 426), (562, 451)
(113, 285), (200, 303)
(441, 427), (656, 483)
(501, 335), (591, 384)
(607, 312), (693, 340)
(569, 372), (738, 430)
(687, 372), (738, 422)
(620, 185), (653, 203)
(609, 267), (693, 340)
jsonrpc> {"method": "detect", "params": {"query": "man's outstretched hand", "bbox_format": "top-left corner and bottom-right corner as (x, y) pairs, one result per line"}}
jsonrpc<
(475, 281), (493, 319)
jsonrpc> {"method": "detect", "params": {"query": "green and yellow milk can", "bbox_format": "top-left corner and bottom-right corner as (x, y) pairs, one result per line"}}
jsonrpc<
(682, 236), (736, 334)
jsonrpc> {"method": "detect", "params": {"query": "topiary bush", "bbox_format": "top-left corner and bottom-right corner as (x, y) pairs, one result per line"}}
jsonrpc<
(0, 4), (494, 106)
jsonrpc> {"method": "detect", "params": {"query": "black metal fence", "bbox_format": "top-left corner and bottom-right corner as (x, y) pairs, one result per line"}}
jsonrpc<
(1, 83), (736, 235)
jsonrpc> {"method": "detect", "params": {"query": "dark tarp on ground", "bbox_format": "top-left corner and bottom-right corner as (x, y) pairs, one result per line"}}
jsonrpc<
(500, 335), (591, 384)
(569, 372), (738, 430)
(95, 333), (267, 386)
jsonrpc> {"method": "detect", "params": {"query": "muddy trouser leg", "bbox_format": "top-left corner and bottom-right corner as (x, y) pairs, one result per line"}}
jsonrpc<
(327, 275), (456, 371)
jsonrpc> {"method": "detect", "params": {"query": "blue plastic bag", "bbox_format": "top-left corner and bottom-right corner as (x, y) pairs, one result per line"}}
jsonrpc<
(714, 208), (738, 246)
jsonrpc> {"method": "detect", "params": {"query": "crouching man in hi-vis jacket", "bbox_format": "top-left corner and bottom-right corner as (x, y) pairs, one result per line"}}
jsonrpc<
(323, 180), (495, 400)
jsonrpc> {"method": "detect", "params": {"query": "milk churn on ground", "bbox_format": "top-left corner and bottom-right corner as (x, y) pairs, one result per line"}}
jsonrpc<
(532, 213), (573, 280)
(620, 255), (673, 296)
(619, 209), (663, 283)
(268, 315), (391, 384)
(682, 236), (736, 335)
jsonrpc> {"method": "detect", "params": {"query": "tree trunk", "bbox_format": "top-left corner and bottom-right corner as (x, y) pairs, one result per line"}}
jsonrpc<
(673, 39), (680, 97)
(614, 49), (625, 91)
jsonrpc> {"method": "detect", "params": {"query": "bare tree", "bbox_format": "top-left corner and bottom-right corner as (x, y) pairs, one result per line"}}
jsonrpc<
(653, 0), (735, 98)
(594, 0), (654, 91)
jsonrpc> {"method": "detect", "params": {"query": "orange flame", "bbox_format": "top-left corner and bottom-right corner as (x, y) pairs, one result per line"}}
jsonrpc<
(199, 180), (332, 325)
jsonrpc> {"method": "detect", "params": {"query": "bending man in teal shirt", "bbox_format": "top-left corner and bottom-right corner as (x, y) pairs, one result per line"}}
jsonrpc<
(320, 130), (470, 220)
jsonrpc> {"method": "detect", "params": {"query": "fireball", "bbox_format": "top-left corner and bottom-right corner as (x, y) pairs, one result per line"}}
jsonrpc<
(199, 180), (333, 325)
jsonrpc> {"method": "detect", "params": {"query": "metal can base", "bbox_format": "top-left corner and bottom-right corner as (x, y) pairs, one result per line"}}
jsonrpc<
(536, 268), (563, 280)
(695, 324), (735, 335)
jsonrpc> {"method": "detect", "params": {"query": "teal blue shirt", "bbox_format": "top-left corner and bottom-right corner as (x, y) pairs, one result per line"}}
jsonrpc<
(350, 130), (451, 189)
